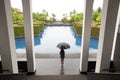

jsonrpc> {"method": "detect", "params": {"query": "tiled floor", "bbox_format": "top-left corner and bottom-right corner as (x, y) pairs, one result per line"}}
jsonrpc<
(35, 59), (80, 75)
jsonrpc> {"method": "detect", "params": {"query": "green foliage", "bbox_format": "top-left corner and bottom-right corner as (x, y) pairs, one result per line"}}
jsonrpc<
(72, 22), (82, 27)
(91, 27), (100, 37)
(34, 25), (43, 34)
(92, 7), (102, 24)
(12, 8), (17, 12)
(62, 17), (69, 23)
(69, 13), (83, 22)
(74, 26), (82, 35)
(32, 12), (47, 21)
(96, 15), (101, 24)
(12, 8), (55, 24)
(73, 13), (83, 22)
(32, 11), (55, 23)
(12, 8), (23, 24)
(34, 22), (44, 34)
(73, 22), (100, 38)
(14, 26), (24, 36)
(62, 9), (83, 23)
(97, 7), (102, 13)
(62, 7), (102, 24)
(92, 12), (98, 21)
(33, 21), (44, 25)
(14, 23), (44, 37)
(12, 12), (23, 24)
(12, 7), (101, 38)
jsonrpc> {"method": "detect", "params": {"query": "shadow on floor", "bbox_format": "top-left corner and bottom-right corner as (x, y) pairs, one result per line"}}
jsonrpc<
(87, 73), (120, 80)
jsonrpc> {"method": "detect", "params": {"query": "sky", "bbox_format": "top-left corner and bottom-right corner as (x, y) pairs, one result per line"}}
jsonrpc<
(11, 0), (103, 20)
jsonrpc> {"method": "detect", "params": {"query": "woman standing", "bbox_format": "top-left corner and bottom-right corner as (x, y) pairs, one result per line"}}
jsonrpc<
(60, 49), (65, 68)
(57, 42), (70, 68)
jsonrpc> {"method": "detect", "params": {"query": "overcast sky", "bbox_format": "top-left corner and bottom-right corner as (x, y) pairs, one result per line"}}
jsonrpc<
(11, 0), (103, 19)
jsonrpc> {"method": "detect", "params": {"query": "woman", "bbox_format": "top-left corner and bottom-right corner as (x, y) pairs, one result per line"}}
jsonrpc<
(60, 49), (65, 68)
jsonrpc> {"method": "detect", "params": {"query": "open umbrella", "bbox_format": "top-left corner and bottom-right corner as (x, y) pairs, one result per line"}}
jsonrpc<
(57, 42), (70, 49)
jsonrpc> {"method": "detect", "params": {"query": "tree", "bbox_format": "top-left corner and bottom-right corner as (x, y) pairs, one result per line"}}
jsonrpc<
(69, 12), (73, 17)
(92, 12), (98, 21)
(12, 12), (23, 24)
(52, 13), (56, 21)
(97, 7), (102, 13)
(69, 13), (83, 22)
(96, 15), (101, 24)
(38, 13), (47, 21)
(62, 17), (68, 23)
(73, 9), (77, 15)
(92, 7), (101, 22)
(42, 9), (48, 16)
(12, 8), (18, 13)
(12, 8), (24, 24)
(32, 12), (47, 21)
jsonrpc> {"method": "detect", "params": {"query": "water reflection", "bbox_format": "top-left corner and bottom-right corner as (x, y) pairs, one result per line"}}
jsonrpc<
(75, 36), (82, 46)
(34, 36), (41, 46)
(60, 68), (64, 75)
(15, 36), (41, 49)
(15, 26), (98, 53)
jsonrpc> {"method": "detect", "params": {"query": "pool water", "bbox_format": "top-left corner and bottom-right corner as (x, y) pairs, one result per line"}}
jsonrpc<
(16, 26), (98, 54)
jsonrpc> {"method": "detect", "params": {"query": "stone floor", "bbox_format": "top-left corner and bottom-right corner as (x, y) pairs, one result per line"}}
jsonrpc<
(35, 59), (80, 75)
(0, 73), (120, 80)
(0, 59), (120, 80)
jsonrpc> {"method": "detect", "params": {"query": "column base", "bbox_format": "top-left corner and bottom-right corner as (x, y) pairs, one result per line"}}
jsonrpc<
(27, 69), (37, 75)
(79, 69), (87, 74)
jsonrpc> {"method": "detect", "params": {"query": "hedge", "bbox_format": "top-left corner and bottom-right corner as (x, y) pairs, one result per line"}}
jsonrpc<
(14, 23), (44, 37)
(73, 22), (100, 38)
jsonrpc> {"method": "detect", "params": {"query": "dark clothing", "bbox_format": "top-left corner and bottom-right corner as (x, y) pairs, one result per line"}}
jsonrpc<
(60, 49), (65, 59)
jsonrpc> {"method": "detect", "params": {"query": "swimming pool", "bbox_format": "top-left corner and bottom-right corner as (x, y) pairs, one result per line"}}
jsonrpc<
(16, 26), (98, 54)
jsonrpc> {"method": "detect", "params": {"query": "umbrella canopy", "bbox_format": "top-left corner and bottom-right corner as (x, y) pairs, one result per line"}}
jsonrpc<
(57, 42), (70, 49)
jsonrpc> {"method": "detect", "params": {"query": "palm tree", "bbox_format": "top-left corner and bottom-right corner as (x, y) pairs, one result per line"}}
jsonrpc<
(42, 9), (48, 16)
(97, 7), (102, 13)
(73, 9), (77, 15)
(69, 12), (73, 17)
(52, 13), (56, 21)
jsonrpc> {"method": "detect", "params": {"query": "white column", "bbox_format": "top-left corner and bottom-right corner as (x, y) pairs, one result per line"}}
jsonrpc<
(0, 0), (18, 73)
(80, 0), (94, 72)
(22, 0), (36, 73)
(111, 4), (120, 61)
(95, 0), (120, 73)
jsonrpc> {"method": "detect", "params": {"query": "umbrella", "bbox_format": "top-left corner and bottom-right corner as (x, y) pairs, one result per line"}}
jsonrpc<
(57, 42), (70, 49)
